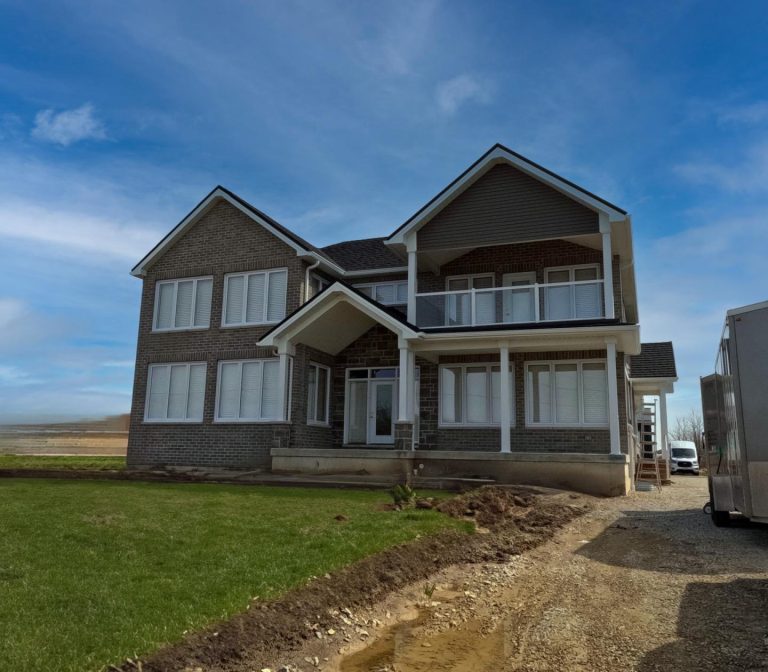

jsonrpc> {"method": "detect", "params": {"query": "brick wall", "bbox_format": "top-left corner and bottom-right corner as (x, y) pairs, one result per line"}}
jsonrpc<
(128, 200), (313, 469)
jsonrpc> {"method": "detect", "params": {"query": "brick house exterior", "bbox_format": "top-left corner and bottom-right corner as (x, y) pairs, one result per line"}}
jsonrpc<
(128, 144), (671, 495)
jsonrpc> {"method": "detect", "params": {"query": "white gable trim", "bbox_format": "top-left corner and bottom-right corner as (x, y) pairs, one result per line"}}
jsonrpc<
(258, 282), (421, 350)
(130, 188), (345, 277)
(386, 146), (627, 246)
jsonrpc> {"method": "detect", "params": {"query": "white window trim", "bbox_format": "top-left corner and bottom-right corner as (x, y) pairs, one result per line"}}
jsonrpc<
(444, 273), (495, 290)
(214, 358), (287, 423)
(438, 363), (515, 428)
(353, 280), (408, 306)
(307, 362), (331, 427)
(524, 359), (609, 429)
(152, 276), (213, 332)
(144, 362), (207, 423)
(543, 263), (601, 281)
(221, 268), (288, 328)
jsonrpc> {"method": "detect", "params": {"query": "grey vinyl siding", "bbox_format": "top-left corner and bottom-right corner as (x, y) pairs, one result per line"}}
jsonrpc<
(417, 163), (599, 251)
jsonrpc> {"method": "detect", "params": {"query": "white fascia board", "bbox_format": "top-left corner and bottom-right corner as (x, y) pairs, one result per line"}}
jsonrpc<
(413, 324), (640, 355)
(342, 267), (408, 277)
(258, 283), (420, 348)
(387, 147), (627, 246)
(131, 188), (347, 278)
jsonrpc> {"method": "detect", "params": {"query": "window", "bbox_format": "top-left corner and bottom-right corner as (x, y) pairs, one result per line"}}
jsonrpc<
(355, 281), (408, 307)
(307, 363), (331, 426)
(223, 269), (288, 327)
(439, 364), (514, 426)
(145, 363), (206, 422)
(543, 265), (602, 320)
(215, 359), (286, 422)
(526, 360), (608, 427)
(153, 277), (213, 331)
(309, 273), (331, 298)
(445, 274), (495, 325)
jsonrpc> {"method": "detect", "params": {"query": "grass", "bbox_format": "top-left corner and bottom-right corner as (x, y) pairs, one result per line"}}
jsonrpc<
(0, 479), (469, 672)
(0, 454), (126, 470)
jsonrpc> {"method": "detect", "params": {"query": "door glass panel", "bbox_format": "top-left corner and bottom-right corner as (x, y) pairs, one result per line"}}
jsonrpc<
(348, 381), (367, 443)
(374, 384), (393, 436)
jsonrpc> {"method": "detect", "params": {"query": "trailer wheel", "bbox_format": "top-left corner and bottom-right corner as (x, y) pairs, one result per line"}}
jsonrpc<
(711, 507), (731, 527)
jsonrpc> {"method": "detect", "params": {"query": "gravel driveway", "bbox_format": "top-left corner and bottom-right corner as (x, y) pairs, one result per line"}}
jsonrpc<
(337, 477), (768, 672)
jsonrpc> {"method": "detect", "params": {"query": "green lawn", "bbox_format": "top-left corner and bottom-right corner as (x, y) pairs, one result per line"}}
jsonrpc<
(0, 455), (126, 470)
(0, 479), (468, 672)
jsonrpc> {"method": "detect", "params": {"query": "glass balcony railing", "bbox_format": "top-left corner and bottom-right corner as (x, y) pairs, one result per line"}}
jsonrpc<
(414, 280), (605, 328)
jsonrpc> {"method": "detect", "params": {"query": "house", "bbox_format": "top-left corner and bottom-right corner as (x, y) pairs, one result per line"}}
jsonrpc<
(127, 144), (676, 496)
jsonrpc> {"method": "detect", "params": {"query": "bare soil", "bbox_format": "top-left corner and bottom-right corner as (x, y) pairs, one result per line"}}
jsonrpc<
(335, 477), (768, 672)
(116, 487), (587, 672)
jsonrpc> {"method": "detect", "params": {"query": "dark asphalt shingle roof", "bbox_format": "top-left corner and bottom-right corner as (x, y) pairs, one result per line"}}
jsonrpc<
(320, 237), (405, 272)
(629, 342), (677, 379)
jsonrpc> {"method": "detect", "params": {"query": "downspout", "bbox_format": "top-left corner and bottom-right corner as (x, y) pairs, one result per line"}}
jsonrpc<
(304, 258), (321, 303)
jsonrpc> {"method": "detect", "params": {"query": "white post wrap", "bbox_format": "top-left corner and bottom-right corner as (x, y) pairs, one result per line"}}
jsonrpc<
(398, 345), (409, 422)
(659, 390), (669, 460)
(606, 339), (621, 455)
(602, 229), (615, 320)
(499, 343), (511, 453)
(407, 249), (417, 324)
(277, 352), (291, 421)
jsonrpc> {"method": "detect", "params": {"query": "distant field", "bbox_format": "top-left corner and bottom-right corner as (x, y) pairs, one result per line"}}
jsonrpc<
(0, 455), (126, 470)
(0, 415), (128, 456)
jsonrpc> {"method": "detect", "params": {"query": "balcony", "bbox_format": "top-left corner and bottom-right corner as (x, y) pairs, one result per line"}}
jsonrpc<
(414, 280), (605, 328)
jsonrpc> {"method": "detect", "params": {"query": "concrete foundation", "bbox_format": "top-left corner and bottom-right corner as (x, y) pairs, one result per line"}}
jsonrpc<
(271, 448), (630, 497)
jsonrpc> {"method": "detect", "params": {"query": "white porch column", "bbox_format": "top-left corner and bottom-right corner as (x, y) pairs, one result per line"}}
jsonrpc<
(601, 221), (615, 320)
(407, 246), (417, 324)
(499, 343), (511, 453)
(659, 390), (669, 461)
(406, 349), (416, 420)
(277, 350), (292, 421)
(398, 344), (410, 422)
(606, 339), (621, 455)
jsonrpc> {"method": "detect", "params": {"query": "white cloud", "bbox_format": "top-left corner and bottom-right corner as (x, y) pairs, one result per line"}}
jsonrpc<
(0, 200), (158, 261)
(31, 103), (107, 146)
(717, 101), (768, 126)
(674, 142), (768, 193)
(435, 74), (492, 115)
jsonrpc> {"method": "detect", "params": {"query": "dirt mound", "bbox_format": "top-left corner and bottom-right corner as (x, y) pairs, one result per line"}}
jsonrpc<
(436, 485), (535, 526)
(118, 491), (589, 672)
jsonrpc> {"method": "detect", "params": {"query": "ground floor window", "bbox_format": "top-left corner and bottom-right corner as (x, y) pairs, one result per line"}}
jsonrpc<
(145, 362), (206, 422)
(525, 360), (608, 427)
(307, 363), (331, 426)
(439, 364), (514, 426)
(215, 359), (284, 422)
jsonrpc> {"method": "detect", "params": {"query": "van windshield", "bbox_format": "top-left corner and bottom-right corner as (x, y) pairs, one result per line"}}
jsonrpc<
(672, 448), (697, 458)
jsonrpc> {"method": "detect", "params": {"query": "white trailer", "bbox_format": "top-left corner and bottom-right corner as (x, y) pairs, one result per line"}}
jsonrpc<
(701, 300), (768, 526)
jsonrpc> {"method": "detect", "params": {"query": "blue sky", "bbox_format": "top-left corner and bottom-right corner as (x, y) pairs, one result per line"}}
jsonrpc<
(0, 0), (766, 423)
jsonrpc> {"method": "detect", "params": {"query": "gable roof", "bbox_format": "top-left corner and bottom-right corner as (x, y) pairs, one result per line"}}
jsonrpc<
(629, 342), (677, 379)
(321, 237), (406, 272)
(130, 186), (342, 277)
(386, 143), (627, 246)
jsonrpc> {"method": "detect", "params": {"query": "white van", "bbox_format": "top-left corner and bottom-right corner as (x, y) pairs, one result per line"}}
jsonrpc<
(669, 440), (700, 475)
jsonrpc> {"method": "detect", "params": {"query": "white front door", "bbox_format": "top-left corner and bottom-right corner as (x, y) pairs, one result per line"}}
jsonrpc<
(368, 380), (397, 444)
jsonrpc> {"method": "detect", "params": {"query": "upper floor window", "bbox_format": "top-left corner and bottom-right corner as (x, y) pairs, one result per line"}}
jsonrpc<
(543, 264), (602, 320)
(525, 360), (608, 427)
(223, 269), (288, 327)
(145, 362), (206, 422)
(153, 277), (213, 331)
(309, 273), (332, 298)
(355, 281), (408, 307)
